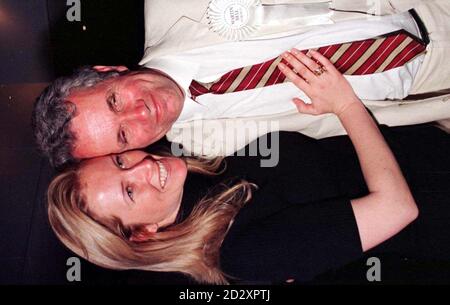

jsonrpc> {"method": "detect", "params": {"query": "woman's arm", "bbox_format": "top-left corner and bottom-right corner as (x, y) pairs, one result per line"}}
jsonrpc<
(279, 50), (418, 252)
(338, 101), (418, 251)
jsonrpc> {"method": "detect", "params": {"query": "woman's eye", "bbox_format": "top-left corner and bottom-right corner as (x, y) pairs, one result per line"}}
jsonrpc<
(115, 155), (125, 168)
(126, 186), (134, 202)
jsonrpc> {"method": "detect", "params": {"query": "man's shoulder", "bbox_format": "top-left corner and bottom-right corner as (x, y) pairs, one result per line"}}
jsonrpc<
(143, 0), (209, 47)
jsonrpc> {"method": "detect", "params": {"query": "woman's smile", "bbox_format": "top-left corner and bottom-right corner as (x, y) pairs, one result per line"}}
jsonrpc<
(156, 159), (168, 189)
(79, 150), (187, 228)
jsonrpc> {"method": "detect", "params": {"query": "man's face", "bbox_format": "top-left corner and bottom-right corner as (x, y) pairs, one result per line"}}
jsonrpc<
(69, 70), (185, 159)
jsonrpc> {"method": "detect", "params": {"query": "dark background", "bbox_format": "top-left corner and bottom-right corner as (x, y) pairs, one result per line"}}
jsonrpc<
(0, 0), (449, 285)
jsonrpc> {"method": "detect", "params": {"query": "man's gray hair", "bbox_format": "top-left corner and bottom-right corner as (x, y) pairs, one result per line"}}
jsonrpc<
(32, 66), (121, 168)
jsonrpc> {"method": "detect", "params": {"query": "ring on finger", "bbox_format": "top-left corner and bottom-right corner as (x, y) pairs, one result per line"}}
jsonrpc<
(313, 66), (325, 76)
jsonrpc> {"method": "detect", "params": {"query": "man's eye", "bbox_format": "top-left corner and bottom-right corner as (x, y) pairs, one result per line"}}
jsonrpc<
(126, 186), (134, 202)
(109, 94), (121, 111)
(116, 155), (125, 169)
(120, 129), (128, 145)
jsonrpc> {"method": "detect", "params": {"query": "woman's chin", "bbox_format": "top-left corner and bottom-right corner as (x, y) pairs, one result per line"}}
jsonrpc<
(166, 157), (188, 189)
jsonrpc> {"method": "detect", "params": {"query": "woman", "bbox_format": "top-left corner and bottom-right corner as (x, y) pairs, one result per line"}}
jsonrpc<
(47, 50), (448, 284)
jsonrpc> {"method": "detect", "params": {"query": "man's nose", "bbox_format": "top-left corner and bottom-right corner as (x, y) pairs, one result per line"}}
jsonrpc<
(124, 101), (150, 122)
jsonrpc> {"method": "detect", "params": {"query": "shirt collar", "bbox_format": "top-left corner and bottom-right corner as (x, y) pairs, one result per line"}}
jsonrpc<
(143, 56), (199, 99)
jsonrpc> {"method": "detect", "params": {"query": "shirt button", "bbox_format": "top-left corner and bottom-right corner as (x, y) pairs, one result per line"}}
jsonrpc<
(286, 278), (295, 283)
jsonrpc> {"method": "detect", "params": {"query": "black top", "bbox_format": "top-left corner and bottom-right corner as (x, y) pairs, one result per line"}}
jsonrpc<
(177, 125), (450, 284)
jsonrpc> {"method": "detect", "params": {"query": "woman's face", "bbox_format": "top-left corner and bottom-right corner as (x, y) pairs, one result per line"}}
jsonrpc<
(79, 151), (188, 229)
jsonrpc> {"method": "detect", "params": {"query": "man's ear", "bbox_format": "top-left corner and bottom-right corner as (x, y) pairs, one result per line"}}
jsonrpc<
(93, 65), (129, 73)
(129, 223), (158, 243)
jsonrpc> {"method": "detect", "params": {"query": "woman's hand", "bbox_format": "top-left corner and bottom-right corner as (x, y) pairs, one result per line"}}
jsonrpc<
(279, 50), (418, 252)
(278, 49), (361, 116)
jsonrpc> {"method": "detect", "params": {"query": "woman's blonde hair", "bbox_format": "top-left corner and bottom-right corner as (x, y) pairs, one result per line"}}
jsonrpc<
(47, 155), (255, 284)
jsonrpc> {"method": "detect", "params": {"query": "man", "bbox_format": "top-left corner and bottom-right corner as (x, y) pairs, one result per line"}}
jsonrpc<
(32, 66), (186, 167)
(33, 0), (450, 167)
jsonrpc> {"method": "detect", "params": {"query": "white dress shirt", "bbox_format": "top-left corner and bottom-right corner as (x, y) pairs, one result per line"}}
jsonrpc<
(143, 12), (424, 123)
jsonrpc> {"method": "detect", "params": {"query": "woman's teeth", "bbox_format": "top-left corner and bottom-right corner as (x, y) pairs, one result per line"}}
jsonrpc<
(156, 160), (168, 188)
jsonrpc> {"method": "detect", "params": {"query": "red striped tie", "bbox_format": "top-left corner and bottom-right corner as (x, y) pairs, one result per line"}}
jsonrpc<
(189, 30), (426, 99)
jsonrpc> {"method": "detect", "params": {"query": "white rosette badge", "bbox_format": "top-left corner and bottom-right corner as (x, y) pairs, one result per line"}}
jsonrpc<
(207, 0), (264, 41)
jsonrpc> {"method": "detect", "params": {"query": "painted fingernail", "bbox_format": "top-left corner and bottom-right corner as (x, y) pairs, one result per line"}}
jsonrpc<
(291, 48), (300, 55)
